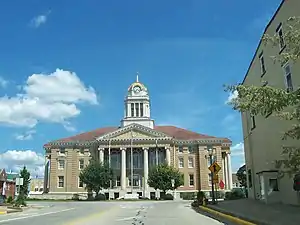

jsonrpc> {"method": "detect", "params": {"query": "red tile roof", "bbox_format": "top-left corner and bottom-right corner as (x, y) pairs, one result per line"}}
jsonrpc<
(44, 125), (231, 147)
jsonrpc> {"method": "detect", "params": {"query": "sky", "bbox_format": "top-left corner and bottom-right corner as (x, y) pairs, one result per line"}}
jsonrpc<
(0, 0), (282, 177)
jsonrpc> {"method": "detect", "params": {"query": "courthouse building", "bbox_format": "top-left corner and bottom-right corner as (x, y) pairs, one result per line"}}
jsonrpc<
(43, 77), (233, 199)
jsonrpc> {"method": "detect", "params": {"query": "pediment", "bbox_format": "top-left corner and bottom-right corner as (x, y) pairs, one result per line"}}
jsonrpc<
(97, 123), (172, 140)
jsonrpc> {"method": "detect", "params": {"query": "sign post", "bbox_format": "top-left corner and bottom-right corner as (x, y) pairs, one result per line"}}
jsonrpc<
(208, 161), (221, 204)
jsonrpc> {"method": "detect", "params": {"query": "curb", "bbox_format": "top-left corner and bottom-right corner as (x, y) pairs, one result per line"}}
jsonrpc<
(200, 206), (257, 225)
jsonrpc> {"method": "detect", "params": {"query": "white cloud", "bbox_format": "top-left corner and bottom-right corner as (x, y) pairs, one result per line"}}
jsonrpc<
(0, 77), (8, 88)
(30, 11), (51, 28)
(231, 142), (244, 156)
(0, 150), (45, 177)
(225, 90), (238, 104)
(15, 130), (36, 141)
(0, 69), (98, 129)
(231, 142), (245, 172)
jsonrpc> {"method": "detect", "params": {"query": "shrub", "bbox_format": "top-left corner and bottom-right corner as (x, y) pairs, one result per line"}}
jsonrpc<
(181, 192), (195, 200)
(225, 189), (245, 200)
(94, 193), (106, 201)
(196, 191), (206, 202)
(163, 193), (174, 200)
(215, 191), (225, 199)
(6, 196), (13, 204)
(72, 194), (79, 201)
(191, 200), (200, 207)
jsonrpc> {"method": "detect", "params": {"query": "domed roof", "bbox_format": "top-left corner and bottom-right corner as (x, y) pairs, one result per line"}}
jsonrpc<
(127, 73), (148, 94)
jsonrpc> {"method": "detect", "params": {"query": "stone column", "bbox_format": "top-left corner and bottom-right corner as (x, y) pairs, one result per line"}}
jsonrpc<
(224, 154), (229, 189)
(98, 147), (104, 163)
(227, 153), (233, 190)
(221, 153), (225, 183)
(121, 148), (126, 190)
(143, 147), (149, 195)
(166, 147), (171, 166)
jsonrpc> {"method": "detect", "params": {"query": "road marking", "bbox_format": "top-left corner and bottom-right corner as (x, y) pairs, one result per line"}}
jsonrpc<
(116, 216), (138, 221)
(199, 206), (257, 225)
(0, 208), (75, 223)
(64, 206), (119, 225)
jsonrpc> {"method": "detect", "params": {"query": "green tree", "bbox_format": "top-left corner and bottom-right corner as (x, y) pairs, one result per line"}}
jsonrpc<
(79, 160), (113, 198)
(148, 163), (184, 195)
(236, 165), (247, 187)
(225, 17), (300, 178)
(16, 166), (31, 206)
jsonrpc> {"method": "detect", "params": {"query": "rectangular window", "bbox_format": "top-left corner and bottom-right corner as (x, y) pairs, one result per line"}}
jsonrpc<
(276, 23), (285, 50)
(208, 173), (212, 184)
(259, 52), (266, 75)
(248, 169), (253, 188)
(79, 148), (84, 155)
(135, 103), (139, 117)
(78, 177), (83, 188)
(58, 176), (64, 188)
(207, 155), (216, 166)
(140, 103), (144, 117)
(131, 103), (134, 117)
(269, 178), (279, 191)
(189, 174), (194, 186)
(251, 116), (256, 129)
(178, 146), (183, 153)
(178, 157), (184, 168)
(283, 63), (293, 92)
(79, 159), (84, 170)
(188, 157), (194, 168)
(59, 148), (65, 154)
(188, 146), (193, 153)
(58, 159), (65, 170)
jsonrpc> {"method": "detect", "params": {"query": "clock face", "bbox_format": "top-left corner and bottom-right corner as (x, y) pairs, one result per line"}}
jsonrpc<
(133, 86), (141, 93)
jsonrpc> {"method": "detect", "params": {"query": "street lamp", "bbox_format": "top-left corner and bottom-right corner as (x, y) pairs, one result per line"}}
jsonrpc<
(171, 179), (175, 199)
(208, 148), (216, 204)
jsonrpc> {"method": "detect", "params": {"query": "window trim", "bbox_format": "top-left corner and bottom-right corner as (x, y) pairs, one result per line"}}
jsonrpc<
(188, 157), (194, 168)
(58, 176), (64, 188)
(189, 174), (194, 187)
(276, 23), (286, 53)
(250, 115), (256, 130)
(79, 159), (84, 170)
(78, 177), (84, 188)
(178, 146), (183, 154)
(178, 157), (184, 168)
(208, 173), (212, 186)
(58, 159), (65, 170)
(283, 62), (293, 93)
(259, 52), (266, 76)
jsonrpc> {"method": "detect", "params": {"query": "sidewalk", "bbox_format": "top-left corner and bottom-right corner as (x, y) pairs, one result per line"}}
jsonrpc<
(207, 198), (300, 225)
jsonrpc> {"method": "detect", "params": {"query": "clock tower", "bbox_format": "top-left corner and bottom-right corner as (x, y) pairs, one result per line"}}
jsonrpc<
(120, 73), (154, 128)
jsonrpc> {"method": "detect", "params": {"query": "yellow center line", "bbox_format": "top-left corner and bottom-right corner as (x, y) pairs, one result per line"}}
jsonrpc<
(63, 206), (120, 225)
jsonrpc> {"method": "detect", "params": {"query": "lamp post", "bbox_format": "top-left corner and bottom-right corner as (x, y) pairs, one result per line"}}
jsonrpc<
(208, 148), (216, 204)
(171, 179), (175, 199)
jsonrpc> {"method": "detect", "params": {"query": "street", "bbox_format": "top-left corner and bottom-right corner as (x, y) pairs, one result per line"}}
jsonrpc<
(0, 201), (226, 225)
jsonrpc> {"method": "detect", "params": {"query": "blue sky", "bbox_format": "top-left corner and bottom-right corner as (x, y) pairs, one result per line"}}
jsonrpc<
(0, 0), (282, 175)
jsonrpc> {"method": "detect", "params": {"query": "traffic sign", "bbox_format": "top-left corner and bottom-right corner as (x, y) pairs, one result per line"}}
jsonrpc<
(213, 174), (219, 184)
(209, 162), (221, 174)
(219, 180), (225, 189)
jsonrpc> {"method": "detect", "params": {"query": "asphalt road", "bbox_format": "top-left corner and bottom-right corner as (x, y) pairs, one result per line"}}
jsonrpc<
(0, 201), (229, 225)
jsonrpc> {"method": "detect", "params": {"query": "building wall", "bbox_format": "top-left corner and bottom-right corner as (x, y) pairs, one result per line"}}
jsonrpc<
(242, 0), (300, 205)
(47, 143), (231, 196)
